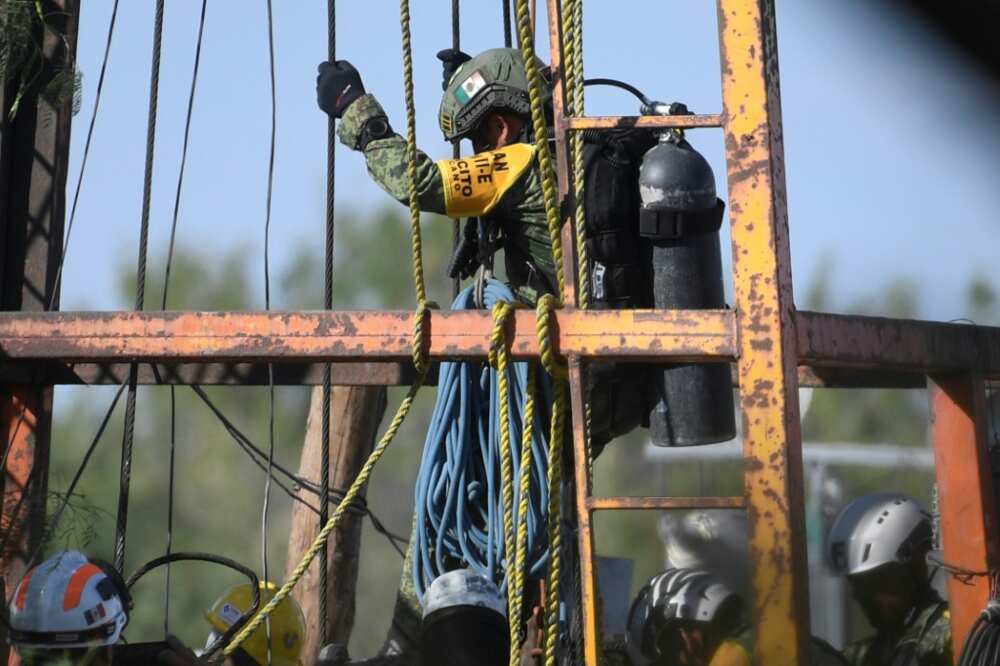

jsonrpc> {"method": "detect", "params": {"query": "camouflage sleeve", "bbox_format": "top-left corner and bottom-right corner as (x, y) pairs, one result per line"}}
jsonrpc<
(843, 638), (871, 666)
(916, 609), (953, 666)
(337, 94), (448, 215)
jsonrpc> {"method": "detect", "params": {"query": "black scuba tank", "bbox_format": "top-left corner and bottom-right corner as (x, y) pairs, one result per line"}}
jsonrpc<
(638, 133), (736, 447)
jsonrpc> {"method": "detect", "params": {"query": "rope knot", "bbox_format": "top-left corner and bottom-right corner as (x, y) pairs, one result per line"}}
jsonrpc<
(534, 294), (567, 380)
(412, 300), (438, 376)
(488, 301), (518, 369)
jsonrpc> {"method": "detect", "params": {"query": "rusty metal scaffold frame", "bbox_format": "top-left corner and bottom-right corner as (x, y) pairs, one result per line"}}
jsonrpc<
(1, 0), (999, 664)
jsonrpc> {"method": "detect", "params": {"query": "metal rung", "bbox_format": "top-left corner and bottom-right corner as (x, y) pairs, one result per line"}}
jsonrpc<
(586, 496), (745, 511)
(567, 114), (723, 131)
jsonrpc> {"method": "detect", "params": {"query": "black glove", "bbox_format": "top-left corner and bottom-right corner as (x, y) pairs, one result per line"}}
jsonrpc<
(436, 48), (472, 91)
(668, 101), (691, 116)
(447, 218), (481, 280)
(317, 644), (350, 666)
(316, 60), (365, 118)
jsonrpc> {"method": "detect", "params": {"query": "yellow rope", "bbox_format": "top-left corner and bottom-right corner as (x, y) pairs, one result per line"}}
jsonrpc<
(512, 4), (574, 660)
(535, 293), (568, 380)
(562, 0), (596, 484)
(227, 0), (435, 654)
(224, 372), (426, 655)
(562, 0), (590, 311)
(535, 293), (568, 666)
(488, 302), (524, 666)
(542, 379), (567, 666)
(399, 0), (428, 308)
(510, 362), (537, 666)
(515, 0), (565, 299)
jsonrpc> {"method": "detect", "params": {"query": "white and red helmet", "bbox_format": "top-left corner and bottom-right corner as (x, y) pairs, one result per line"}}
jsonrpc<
(7, 550), (130, 649)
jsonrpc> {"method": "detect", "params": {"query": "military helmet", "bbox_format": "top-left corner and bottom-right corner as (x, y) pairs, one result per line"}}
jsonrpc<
(439, 47), (550, 142)
(625, 568), (742, 666)
(827, 492), (932, 577)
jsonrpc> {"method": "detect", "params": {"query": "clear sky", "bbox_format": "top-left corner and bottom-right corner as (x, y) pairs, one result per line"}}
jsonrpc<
(62, 1), (1000, 321)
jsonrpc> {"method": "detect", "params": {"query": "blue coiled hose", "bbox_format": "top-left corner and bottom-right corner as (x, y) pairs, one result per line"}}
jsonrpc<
(413, 280), (552, 599)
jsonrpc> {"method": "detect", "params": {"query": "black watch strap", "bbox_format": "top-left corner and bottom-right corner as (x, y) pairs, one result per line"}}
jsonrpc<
(357, 116), (393, 151)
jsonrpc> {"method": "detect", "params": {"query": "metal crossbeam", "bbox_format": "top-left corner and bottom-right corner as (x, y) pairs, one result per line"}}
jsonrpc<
(798, 310), (1000, 376)
(0, 309), (736, 362)
(1, 310), (997, 379)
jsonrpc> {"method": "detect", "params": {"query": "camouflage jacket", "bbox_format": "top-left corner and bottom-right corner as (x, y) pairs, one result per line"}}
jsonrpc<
(844, 591), (952, 666)
(338, 94), (558, 302)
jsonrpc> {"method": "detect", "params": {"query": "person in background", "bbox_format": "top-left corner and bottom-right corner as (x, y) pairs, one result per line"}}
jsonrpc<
(622, 567), (847, 666)
(827, 492), (952, 666)
(7, 550), (130, 666)
(157, 581), (306, 666)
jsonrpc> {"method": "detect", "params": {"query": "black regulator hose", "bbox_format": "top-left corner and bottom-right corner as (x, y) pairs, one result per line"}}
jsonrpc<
(959, 600), (1000, 666)
(126, 552), (260, 661)
(583, 77), (653, 107)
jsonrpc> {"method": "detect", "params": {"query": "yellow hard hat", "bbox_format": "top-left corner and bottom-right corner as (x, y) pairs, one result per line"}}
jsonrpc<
(205, 582), (305, 666)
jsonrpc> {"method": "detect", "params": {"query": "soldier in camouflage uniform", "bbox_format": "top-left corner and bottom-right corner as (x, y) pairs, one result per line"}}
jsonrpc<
(316, 49), (570, 666)
(319, 49), (559, 304)
(828, 493), (952, 666)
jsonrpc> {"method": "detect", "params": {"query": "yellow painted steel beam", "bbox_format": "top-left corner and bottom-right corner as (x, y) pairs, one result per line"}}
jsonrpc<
(719, 0), (811, 664)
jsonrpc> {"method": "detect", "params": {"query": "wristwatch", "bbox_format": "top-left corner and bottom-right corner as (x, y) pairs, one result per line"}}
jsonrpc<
(357, 116), (393, 151)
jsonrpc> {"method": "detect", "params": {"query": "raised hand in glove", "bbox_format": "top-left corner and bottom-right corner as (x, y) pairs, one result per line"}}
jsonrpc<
(317, 60), (365, 118)
(436, 48), (472, 91)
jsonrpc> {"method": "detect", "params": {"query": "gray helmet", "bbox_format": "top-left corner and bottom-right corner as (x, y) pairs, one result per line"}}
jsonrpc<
(827, 493), (932, 577)
(439, 48), (550, 142)
(421, 569), (505, 619)
(625, 568), (742, 666)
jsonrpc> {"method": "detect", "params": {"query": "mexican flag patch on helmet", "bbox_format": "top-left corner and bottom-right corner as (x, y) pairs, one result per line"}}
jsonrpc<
(454, 70), (487, 106)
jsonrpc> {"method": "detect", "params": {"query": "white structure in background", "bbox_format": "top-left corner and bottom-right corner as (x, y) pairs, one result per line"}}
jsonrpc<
(644, 440), (934, 649)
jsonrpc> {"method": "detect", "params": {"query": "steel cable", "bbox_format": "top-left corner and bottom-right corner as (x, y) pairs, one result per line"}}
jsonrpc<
(502, 0), (513, 48)
(320, 0), (337, 648)
(226, 0), (436, 651)
(114, 0), (165, 574)
(450, 0), (461, 299)
(156, 0), (209, 636)
(188, 385), (408, 556)
(260, 1), (279, 662)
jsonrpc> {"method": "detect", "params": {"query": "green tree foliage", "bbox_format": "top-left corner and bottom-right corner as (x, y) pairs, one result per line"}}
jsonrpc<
(0, 1), (81, 118)
(802, 270), (927, 447)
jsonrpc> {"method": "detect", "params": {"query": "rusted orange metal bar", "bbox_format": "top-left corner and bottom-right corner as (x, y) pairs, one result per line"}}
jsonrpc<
(543, 0), (579, 308)
(798, 310), (1000, 376)
(0, 0), (78, 630)
(567, 114), (723, 130)
(3, 310), (997, 378)
(719, 0), (811, 663)
(0, 390), (50, 590)
(566, 355), (600, 665)
(0, 309), (737, 363)
(928, 374), (1000, 663)
(586, 496), (746, 511)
